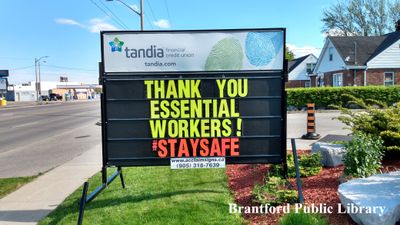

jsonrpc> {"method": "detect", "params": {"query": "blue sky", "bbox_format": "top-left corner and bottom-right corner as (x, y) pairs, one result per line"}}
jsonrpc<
(0, 0), (336, 84)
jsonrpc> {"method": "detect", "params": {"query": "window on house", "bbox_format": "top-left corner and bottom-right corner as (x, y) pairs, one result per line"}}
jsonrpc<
(306, 63), (316, 74)
(333, 73), (343, 87)
(318, 73), (325, 87)
(329, 47), (333, 61)
(384, 72), (394, 86)
(305, 81), (311, 88)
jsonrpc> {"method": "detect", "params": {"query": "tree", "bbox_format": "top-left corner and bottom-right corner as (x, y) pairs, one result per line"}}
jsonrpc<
(389, 0), (400, 23)
(365, 0), (389, 35)
(322, 0), (400, 36)
(285, 47), (295, 61)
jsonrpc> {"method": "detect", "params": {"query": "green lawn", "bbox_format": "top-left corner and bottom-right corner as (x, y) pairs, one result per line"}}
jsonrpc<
(0, 176), (37, 199)
(39, 167), (245, 225)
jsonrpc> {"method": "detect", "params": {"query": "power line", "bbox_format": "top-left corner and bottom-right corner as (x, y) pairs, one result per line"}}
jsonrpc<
(146, 0), (158, 23)
(89, 0), (128, 29)
(97, 0), (130, 30)
(0, 56), (32, 61)
(93, 0), (128, 29)
(10, 65), (35, 71)
(164, 0), (172, 27)
(143, 1), (155, 29)
(43, 64), (97, 72)
(39, 71), (97, 76)
(143, 10), (155, 29)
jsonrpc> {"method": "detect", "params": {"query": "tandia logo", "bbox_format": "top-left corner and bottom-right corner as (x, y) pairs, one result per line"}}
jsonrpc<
(109, 37), (124, 52)
(125, 45), (164, 58)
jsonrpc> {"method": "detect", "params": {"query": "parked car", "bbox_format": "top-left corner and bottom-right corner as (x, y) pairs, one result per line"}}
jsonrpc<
(49, 93), (62, 101)
(40, 95), (50, 101)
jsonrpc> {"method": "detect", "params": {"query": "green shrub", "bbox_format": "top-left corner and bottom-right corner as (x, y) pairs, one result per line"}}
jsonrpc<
(335, 94), (400, 152)
(252, 176), (298, 206)
(271, 153), (322, 178)
(287, 86), (400, 108)
(279, 211), (330, 225)
(343, 132), (384, 178)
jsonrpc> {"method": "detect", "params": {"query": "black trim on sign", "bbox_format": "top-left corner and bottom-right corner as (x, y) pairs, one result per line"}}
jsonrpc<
(104, 74), (282, 80)
(282, 28), (288, 176)
(106, 96), (282, 101)
(107, 115), (282, 121)
(107, 135), (282, 142)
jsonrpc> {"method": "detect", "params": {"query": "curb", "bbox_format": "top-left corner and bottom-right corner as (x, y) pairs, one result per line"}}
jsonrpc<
(0, 145), (101, 225)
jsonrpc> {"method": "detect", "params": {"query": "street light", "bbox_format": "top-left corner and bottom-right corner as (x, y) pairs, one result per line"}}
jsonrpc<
(35, 56), (48, 103)
(106, 0), (144, 30)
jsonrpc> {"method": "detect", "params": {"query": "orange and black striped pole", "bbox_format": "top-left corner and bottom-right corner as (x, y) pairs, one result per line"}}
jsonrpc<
(302, 103), (320, 140)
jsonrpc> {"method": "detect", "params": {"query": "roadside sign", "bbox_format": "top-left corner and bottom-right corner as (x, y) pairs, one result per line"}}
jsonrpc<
(0, 70), (9, 77)
(100, 29), (287, 167)
(79, 28), (288, 225)
(60, 76), (68, 82)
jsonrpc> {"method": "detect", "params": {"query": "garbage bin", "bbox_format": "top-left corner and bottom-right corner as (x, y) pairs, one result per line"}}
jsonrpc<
(0, 98), (6, 106)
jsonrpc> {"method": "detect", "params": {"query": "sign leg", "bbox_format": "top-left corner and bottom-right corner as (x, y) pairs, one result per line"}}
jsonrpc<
(101, 167), (107, 185)
(77, 182), (89, 225)
(291, 138), (304, 203)
(118, 167), (125, 189)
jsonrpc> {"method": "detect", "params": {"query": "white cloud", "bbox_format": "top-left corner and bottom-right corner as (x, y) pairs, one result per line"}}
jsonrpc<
(287, 43), (321, 58)
(88, 18), (118, 33)
(54, 18), (84, 27)
(153, 19), (171, 29)
(55, 17), (118, 33)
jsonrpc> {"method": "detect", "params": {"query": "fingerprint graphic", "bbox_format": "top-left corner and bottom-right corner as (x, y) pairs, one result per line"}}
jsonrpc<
(205, 38), (243, 71)
(245, 32), (282, 67)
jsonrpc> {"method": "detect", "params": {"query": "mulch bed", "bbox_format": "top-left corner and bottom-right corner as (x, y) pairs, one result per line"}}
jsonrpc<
(226, 153), (400, 225)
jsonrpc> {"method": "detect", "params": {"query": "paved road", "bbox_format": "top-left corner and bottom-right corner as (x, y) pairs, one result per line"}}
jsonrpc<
(287, 111), (350, 149)
(0, 101), (101, 178)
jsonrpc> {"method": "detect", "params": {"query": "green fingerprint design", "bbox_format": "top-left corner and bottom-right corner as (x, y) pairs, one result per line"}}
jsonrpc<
(205, 38), (243, 71)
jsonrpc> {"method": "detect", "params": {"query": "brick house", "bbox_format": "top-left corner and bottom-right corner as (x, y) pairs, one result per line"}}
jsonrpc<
(286, 54), (317, 88)
(313, 24), (400, 87)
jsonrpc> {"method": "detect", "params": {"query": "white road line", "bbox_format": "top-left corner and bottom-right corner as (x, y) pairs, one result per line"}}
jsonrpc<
(0, 101), (98, 111)
(12, 121), (39, 128)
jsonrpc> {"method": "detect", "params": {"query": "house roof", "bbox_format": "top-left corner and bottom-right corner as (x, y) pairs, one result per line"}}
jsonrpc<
(288, 54), (311, 73)
(288, 54), (317, 80)
(367, 31), (400, 62)
(329, 36), (386, 66)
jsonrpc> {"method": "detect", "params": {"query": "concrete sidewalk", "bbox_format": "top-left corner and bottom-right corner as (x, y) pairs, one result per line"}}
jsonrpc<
(0, 145), (101, 225)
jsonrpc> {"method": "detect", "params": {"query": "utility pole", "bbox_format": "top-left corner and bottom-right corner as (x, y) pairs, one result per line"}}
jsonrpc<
(38, 61), (42, 98)
(35, 58), (38, 102)
(34, 56), (48, 103)
(140, 0), (144, 31)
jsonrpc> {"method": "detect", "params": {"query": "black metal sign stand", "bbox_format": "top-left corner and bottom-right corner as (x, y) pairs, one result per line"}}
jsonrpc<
(77, 166), (125, 225)
(290, 138), (304, 203)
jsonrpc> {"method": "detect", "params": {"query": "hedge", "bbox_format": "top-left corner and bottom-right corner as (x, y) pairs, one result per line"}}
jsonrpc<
(286, 86), (400, 108)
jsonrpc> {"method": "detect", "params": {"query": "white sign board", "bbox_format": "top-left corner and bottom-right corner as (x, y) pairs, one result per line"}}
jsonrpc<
(170, 157), (226, 169)
(102, 30), (284, 73)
